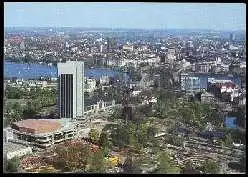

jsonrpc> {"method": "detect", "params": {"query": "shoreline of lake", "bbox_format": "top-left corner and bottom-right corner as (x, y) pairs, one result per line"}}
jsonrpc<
(4, 61), (129, 80)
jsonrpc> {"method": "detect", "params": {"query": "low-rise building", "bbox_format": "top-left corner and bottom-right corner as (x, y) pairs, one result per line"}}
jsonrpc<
(36, 81), (47, 88)
(10, 119), (77, 149)
(123, 44), (134, 51)
(85, 77), (97, 93)
(238, 93), (246, 105)
(100, 75), (110, 85)
(201, 92), (216, 103)
(131, 90), (142, 97)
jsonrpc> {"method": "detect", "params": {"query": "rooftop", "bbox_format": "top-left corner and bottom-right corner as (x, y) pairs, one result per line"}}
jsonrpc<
(12, 119), (62, 134)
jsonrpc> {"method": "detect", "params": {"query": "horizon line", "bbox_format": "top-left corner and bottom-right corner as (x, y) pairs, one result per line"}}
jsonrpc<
(4, 26), (246, 32)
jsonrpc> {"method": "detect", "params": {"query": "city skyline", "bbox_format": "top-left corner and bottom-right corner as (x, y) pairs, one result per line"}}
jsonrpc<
(4, 2), (246, 31)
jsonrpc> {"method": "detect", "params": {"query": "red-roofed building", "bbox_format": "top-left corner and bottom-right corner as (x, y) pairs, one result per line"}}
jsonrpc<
(9, 119), (76, 149)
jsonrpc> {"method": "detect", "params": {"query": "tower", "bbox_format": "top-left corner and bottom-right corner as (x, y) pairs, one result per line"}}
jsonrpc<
(107, 37), (110, 53)
(57, 61), (84, 119)
(230, 33), (235, 42)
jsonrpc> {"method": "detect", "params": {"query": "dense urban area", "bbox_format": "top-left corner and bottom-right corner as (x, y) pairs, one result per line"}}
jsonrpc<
(3, 27), (246, 174)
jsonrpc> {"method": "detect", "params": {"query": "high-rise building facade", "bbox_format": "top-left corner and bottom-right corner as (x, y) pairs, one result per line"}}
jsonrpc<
(57, 61), (84, 119)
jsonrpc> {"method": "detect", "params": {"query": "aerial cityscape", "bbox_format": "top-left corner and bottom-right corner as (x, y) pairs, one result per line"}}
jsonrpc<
(3, 2), (246, 174)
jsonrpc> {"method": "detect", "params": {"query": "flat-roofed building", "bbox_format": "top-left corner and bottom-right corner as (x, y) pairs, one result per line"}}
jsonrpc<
(10, 119), (77, 149)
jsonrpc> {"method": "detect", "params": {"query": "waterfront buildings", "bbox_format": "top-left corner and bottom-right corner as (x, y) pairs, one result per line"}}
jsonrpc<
(57, 61), (84, 119)
(180, 73), (241, 92)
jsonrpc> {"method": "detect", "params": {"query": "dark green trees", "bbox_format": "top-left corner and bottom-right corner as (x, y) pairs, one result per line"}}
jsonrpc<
(6, 157), (20, 173)
(200, 159), (220, 174)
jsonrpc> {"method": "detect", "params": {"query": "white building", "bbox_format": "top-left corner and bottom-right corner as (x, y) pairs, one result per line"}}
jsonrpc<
(167, 48), (176, 63)
(36, 81), (47, 88)
(28, 81), (36, 87)
(240, 61), (246, 68)
(100, 75), (110, 85)
(123, 45), (134, 51)
(57, 61), (84, 119)
(107, 59), (116, 66)
(50, 77), (58, 81)
(131, 90), (142, 96)
(85, 78), (97, 93)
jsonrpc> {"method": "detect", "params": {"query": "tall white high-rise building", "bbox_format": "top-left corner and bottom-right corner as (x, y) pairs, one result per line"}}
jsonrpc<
(57, 61), (84, 119)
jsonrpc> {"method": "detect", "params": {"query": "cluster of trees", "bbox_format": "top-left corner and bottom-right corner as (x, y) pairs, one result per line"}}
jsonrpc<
(5, 86), (26, 99)
(88, 128), (113, 157)
(223, 133), (233, 147)
(52, 127), (126, 173)
(29, 87), (57, 107)
(115, 147), (180, 174)
(5, 157), (20, 173)
(110, 120), (157, 149)
(5, 86), (56, 106)
(199, 159), (220, 174)
(154, 89), (223, 131)
(107, 109), (123, 121)
(4, 102), (24, 127)
(122, 154), (142, 173)
(54, 143), (106, 173)
(4, 86), (57, 127)
(177, 102), (217, 130)
(154, 151), (181, 174)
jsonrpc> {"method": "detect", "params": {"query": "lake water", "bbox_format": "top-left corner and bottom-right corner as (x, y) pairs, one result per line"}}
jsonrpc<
(4, 61), (241, 88)
(4, 61), (126, 80)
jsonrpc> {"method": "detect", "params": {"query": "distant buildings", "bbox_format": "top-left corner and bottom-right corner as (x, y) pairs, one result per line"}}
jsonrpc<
(122, 44), (134, 51)
(100, 75), (110, 85)
(229, 33), (235, 42)
(180, 73), (201, 92)
(57, 61), (84, 119)
(107, 37), (117, 53)
(201, 92), (216, 103)
(167, 48), (176, 63)
(180, 73), (241, 92)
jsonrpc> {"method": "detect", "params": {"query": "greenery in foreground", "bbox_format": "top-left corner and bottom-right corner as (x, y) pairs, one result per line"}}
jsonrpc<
(54, 143), (106, 173)
(5, 77), (245, 173)
(199, 159), (220, 174)
(6, 157), (20, 173)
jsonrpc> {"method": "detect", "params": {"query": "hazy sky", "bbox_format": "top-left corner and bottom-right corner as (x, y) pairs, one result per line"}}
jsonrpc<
(4, 2), (246, 30)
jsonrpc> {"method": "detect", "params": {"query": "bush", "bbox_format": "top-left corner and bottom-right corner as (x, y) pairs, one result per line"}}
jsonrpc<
(200, 159), (219, 174)
(6, 157), (20, 173)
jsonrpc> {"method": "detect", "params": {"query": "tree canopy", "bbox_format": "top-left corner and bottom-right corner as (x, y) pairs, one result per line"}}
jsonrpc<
(200, 159), (220, 174)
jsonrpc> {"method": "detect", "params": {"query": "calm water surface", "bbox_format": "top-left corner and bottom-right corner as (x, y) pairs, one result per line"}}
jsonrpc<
(4, 61), (123, 80)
